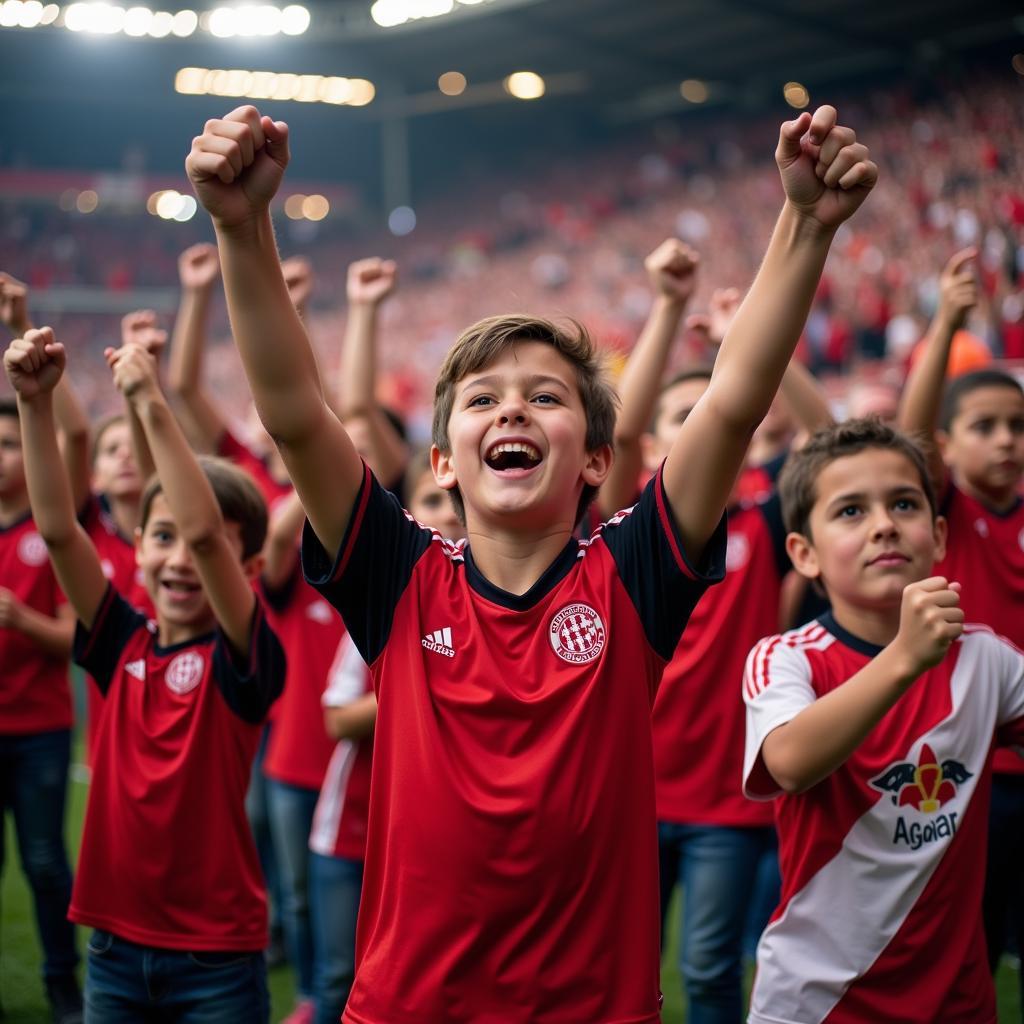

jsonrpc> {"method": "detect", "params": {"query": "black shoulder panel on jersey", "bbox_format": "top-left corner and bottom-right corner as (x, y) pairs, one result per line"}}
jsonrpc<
(212, 602), (286, 724)
(599, 468), (726, 661)
(758, 492), (792, 580)
(73, 585), (148, 696)
(301, 462), (434, 667)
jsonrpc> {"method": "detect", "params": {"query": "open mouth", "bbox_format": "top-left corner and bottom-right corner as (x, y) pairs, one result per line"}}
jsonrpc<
(161, 579), (201, 596)
(485, 441), (542, 473)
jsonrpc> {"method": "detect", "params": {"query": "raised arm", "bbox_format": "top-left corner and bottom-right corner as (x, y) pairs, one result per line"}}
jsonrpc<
(261, 488), (305, 592)
(898, 248), (977, 484)
(186, 106), (362, 558)
(3, 328), (108, 629)
(598, 240), (698, 516)
(759, 578), (962, 793)
(334, 257), (408, 489)
(167, 243), (227, 450)
(664, 106), (876, 562)
(119, 309), (168, 482)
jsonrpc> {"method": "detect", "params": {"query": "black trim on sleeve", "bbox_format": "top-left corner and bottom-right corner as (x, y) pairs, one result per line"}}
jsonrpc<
(260, 558), (301, 613)
(73, 585), (149, 696)
(211, 601), (286, 724)
(757, 492), (792, 580)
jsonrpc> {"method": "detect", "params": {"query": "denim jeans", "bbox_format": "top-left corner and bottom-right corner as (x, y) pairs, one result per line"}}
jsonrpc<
(84, 929), (269, 1023)
(0, 728), (78, 981)
(245, 724), (282, 938)
(658, 822), (779, 1024)
(982, 773), (1024, 1014)
(266, 778), (320, 998)
(309, 852), (362, 1024)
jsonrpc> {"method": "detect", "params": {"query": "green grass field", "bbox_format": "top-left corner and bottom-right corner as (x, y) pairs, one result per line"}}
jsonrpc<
(2, 765), (1021, 1022)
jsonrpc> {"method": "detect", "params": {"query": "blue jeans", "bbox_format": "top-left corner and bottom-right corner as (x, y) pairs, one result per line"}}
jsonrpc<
(245, 724), (282, 938)
(658, 823), (779, 1024)
(309, 852), (362, 1024)
(267, 778), (320, 998)
(84, 929), (269, 1023)
(0, 728), (78, 980)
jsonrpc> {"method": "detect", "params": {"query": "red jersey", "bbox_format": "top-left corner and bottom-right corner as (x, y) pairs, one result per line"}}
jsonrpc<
(302, 464), (725, 1024)
(0, 512), (71, 735)
(218, 429), (292, 515)
(262, 564), (345, 790)
(743, 615), (1024, 1024)
(71, 585), (285, 951)
(934, 482), (1024, 775)
(308, 633), (374, 862)
(654, 498), (788, 827)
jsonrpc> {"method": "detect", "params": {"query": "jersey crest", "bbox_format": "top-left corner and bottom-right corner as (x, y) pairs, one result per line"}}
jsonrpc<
(548, 603), (606, 664)
(869, 742), (973, 813)
(165, 651), (204, 695)
(17, 530), (47, 567)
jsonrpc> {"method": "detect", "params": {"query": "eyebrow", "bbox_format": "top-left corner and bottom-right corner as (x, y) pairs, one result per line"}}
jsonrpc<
(827, 485), (923, 507)
(461, 373), (572, 394)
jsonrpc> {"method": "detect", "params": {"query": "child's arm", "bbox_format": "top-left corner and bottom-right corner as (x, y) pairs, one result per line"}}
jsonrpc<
(335, 258), (409, 489)
(324, 694), (377, 740)
(0, 589), (74, 658)
(759, 577), (963, 794)
(261, 489), (305, 592)
(186, 107), (363, 560)
(598, 240), (697, 517)
(120, 310), (168, 482)
(107, 343), (257, 655)
(166, 243), (227, 450)
(3, 328), (108, 629)
(282, 256), (313, 322)
(898, 248), (978, 482)
(322, 633), (376, 739)
(663, 106), (876, 561)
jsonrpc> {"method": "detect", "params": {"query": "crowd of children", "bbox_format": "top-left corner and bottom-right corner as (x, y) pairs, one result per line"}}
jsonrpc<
(0, 92), (1021, 1024)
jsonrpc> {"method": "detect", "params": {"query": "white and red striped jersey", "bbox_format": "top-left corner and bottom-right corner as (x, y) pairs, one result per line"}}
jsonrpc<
(743, 614), (1024, 1024)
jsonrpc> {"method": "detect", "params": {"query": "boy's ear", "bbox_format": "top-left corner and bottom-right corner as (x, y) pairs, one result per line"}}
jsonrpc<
(582, 443), (613, 488)
(431, 444), (458, 492)
(931, 514), (948, 565)
(785, 531), (821, 582)
(134, 525), (144, 566)
(242, 552), (265, 582)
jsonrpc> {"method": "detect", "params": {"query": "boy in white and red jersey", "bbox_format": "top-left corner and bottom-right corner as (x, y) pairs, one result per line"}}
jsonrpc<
(187, 101), (876, 1021)
(4, 328), (284, 1023)
(743, 418), (1024, 1024)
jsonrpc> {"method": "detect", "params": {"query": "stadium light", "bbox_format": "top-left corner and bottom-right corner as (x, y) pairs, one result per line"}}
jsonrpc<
(370, 0), (491, 29)
(388, 206), (416, 236)
(503, 71), (544, 100)
(438, 71), (466, 96)
(783, 81), (809, 109)
(175, 67), (375, 107)
(680, 79), (708, 104)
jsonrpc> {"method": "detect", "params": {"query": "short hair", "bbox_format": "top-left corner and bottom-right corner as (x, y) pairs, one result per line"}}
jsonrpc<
(431, 314), (617, 526)
(650, 366), (714, 432)
(139, 456), (267, 560)
(403, 445), (435, 501)
(91, 412), (127, 466)
(779, 418), (937, 540)
(0, 398), (19, 422)
(939, 368), (1024, 431)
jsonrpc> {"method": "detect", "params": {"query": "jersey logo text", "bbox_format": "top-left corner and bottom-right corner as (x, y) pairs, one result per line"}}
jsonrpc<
(165, 652), (204, 695)
(549, 604), (606, 664)
(422, 627), (455, 658)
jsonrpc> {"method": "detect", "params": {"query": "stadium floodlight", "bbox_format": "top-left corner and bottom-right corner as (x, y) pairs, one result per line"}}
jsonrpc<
(388, 206), (416, 236)
(18, 1), (45, 27)
(438, 71), (466, 96)
(503, 71), (544, 100)
(171, 9), (196, 34)
(680, 79), (708, 104)
(280, 4), (308, 34)
(123, 6), (152, 35)
(371, 0), (490, 28)
(40, 3), (59, 23)
(783, 81), (809, 109)
(302, 194), (329, 220)
(174, 66), (375, 107)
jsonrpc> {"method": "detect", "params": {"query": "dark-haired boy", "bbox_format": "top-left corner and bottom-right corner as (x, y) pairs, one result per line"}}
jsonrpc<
(4, 328), (284, 1023)
(187, 102), (876, 1020)
(899, 247), (1024, 1003)
(743, 418), (1024, 1023)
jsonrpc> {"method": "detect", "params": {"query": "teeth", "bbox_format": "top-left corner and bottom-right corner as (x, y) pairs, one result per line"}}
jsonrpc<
(488, 442), (540, 461)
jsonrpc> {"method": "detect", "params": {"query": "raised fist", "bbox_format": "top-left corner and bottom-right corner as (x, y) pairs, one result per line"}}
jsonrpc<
(186, 105), (290, 230)
(0, 273), (32, 336)
(347, 258), (397, 307)
(121, 310), (168, 357)
(644, 240), (699, 304)
(937, 248), (978, 333)
(687, 287), (742, 348)
(178, 243), (221, 291)
(775, 106), (877, 230)
(894, 577), (964, 675)
(105, 343), (161, 402)
(3, 327), (65, 399)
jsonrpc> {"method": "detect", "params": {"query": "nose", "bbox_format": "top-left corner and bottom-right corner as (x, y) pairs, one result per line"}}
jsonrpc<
(496, 394), (529, 426)
(166, 537), (194, 569)
(869, 504), (898, 538)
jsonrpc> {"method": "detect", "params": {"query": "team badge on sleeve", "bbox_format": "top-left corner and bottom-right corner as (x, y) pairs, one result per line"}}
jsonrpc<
(549, 604), (606, 664)
(165, 652), (204, 695)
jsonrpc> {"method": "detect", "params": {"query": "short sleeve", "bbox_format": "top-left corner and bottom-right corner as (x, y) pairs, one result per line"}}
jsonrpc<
(322, 634), (369, 708)
(993, 632), (1024, 754)
(757, 492), (792, 580)
(742, 635), (817, 799)
(598, 465), (726, 661)
(301, 462), (433, 667)
(73, 585), (148, 696)
(211, 600), (286, 724)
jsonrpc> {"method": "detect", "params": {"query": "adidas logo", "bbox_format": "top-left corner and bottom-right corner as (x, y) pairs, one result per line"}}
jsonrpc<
(421, 626), (456, 658)
(125, 659), (146, 681)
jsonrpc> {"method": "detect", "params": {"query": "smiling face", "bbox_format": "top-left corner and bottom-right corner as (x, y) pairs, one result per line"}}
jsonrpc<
(432, 341), (611, 533)
(787, 448), (945, 619)
(92, 418), (142, 500)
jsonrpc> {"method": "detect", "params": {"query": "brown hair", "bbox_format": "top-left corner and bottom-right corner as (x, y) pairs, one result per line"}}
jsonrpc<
(779, 418), (937, 539)
(139, 455), (267, 560)
(650, 366), (714, 433)
(431, 314), (617, 526)
(939, 368), (1024, 431)
(91, 412), (127, 466)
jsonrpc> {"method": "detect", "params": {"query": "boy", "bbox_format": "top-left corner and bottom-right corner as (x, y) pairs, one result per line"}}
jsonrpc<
(186, 102), (875, 1020)
(743, 418), (1024, 1023)
(4, 327), (285, 1023)
(899, 247), (1024, 1002)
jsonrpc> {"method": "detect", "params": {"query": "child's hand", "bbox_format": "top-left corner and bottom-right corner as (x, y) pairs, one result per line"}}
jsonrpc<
(3, 327), (65, 398)
(105, 343), (161, 402)
(937, 248), (977, 332)
(644, 240), (699, 305)
(121, 310), (168, 357)
(178, 243), (221, 291)
(347, 258), (397, 307)
(0, 587), (25, 630)
(894, 577), (964, 674)
(0, 273), (32, 336)
(687, 287), (742, 348)
(282, 256), (314, 311)
(776, 106), (877, 230)
(186, 105), (290, 230)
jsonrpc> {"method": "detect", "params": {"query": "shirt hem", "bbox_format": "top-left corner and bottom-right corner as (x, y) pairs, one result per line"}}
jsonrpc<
(343, 1009), (661, 1024)
(69, 909), (266, 952)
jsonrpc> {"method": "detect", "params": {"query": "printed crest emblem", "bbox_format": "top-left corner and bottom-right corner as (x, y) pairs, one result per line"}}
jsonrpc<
(725, 531), (750, 572)
(17, 531), (47, 567)
(869, 743), (972, 813)
(165, 652), (204, 695)
(549, 603), (606, 664)
(974, 518), (989, 539)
